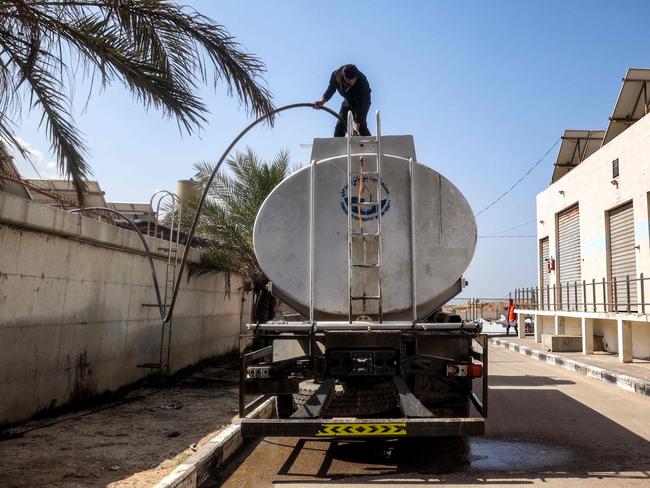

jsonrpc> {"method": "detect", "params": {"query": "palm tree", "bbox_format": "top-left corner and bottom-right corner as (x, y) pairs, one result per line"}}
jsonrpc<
(190, 147), (290, 322)
(0, 1), (274, 204)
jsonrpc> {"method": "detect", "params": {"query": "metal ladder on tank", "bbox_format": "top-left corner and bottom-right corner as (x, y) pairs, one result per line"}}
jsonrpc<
(346, 110), (384, 323)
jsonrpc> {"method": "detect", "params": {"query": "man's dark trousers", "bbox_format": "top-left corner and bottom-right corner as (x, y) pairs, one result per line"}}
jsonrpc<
(334, 101), (371, 137)
(506, 321), (518, 337)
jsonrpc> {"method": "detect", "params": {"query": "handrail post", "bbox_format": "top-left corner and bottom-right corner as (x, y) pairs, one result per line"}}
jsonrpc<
(346, 110), (353, 323)
(408, 157), (417, 323)
(613, 277), (618, 313)
(582, 280), (587, 313)
(592, 278), (596, 312)
(375, 110), (384, 323)
(626, 275), (631, 313)
(641, 273), (646, 315)
(602, 278), (607, 313)
(309, 159), (316, 325)
(566, 282), (570, 312)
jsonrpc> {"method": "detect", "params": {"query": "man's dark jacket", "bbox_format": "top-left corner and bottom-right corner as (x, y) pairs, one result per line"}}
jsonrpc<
(322, 65), (372, 124)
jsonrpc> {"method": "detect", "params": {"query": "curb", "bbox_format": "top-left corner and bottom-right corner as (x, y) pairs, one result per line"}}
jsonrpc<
(490, 338), (650, 398)
(153, 398), (275, 488)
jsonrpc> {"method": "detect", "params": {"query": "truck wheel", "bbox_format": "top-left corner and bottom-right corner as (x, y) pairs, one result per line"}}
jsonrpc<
(294, 379), (397, 416)
(276, 394), (294, 418)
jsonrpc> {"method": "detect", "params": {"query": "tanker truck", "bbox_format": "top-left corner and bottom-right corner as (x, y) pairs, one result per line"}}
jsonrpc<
(239, 112), (487, 438)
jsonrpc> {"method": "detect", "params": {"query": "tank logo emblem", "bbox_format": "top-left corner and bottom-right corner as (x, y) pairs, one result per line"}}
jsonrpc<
(340, 176), (391, 221)
(316, 422), (406, 436)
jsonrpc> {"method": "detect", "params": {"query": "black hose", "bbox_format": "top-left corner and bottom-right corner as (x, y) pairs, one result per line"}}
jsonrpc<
(164, 103), (341, 323)
(69, 207), (166, 320)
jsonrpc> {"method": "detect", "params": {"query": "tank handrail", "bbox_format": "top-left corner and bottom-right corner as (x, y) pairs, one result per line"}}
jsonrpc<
(247, 321), (481, 332)
(311, 152), (414, 166)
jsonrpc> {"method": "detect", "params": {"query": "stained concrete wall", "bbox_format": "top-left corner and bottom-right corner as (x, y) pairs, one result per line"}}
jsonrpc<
(0, 192), (250, 424)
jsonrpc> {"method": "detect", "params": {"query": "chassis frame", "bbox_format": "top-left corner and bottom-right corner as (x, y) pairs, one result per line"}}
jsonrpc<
(238, 322), (488, 438)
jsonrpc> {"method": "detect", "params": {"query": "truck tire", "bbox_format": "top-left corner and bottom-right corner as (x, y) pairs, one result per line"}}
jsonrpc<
(276, 394), (294, 418)
(294, 379), (397, 416)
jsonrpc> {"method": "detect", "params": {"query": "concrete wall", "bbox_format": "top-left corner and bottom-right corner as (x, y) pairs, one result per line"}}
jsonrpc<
(536, 113), (650, 358)
(0, 192), (250, 424)
(593, 319), (618, 353)
(537, 315), (554, 335)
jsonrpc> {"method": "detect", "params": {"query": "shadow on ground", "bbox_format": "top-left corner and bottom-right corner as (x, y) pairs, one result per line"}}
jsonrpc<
(219, 373), (650, 486)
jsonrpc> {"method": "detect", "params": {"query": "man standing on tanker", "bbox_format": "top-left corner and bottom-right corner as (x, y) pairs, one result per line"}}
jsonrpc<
(314, 64), (372, 137)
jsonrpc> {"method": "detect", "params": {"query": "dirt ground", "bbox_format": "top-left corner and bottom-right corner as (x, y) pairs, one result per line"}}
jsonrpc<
(0, 356), (241, 488)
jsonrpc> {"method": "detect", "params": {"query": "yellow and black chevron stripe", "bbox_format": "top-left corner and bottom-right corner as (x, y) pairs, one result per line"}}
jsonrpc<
(316, 423), (407, 437)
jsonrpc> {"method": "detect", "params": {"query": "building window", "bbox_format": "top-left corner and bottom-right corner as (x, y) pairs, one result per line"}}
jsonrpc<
(612, 158), (619, 178)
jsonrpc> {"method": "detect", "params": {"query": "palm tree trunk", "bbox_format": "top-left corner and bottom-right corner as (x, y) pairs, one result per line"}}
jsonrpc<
(251, 281), (276, 323)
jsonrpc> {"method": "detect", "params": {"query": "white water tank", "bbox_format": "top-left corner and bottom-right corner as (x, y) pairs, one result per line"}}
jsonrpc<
(253, 135), (476, 320)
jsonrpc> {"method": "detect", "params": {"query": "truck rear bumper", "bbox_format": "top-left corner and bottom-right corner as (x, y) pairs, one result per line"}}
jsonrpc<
(239, 417), (485, 438)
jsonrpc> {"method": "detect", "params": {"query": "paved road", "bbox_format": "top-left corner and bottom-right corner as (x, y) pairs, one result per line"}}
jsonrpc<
(218, 346), (650, 487)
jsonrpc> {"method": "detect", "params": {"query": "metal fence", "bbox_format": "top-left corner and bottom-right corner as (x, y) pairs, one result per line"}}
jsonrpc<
(445, 297), (511, 322)
(514, 273), (649, 314)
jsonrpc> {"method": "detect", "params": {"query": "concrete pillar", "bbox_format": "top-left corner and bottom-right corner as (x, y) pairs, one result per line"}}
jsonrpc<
(617, 319), (633, 363)
(554, 315), (565, 335)
(581, 317), (593, 354)
(534, 314), (542, 343)
(518, 313), (526, 338)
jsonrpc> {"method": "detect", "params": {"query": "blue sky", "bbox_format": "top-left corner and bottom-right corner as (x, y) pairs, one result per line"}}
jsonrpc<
(11, 0), (650, 298)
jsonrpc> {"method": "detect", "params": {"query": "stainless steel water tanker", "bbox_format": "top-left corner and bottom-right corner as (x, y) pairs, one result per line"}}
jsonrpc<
(253, 135), (476, 320)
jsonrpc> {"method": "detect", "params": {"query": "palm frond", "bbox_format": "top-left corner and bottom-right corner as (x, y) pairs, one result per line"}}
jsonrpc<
(0, 0), (274, 204)
(190, 147), (290, 291)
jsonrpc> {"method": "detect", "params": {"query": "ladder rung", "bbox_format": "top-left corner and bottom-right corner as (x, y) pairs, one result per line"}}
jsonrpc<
(350, 172), (379, 177)
(356, 201), (379, 206)
(351, 296), (381, 300)
(352, 264), (380, 268)
(351, 232), (380, 238)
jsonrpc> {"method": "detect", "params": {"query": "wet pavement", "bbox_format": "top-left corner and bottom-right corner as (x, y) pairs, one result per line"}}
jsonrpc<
(218, 346), (650, 487)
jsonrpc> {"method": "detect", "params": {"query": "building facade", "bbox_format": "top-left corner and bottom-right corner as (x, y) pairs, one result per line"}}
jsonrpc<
(516, 69), (650, 362)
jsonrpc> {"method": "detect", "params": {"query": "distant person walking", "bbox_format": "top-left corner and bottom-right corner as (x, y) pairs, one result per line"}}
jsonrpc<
(314, 64), (372, 137)
(506, 299), (518, 337)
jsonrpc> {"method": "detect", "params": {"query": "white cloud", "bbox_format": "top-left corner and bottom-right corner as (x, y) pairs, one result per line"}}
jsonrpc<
(9, 137), (61, 179)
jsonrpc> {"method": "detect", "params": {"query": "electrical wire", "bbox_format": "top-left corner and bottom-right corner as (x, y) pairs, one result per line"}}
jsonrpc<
(478, 235), (536, 238)
(474, 138), (560, 218)
(489, 218), (536, 236)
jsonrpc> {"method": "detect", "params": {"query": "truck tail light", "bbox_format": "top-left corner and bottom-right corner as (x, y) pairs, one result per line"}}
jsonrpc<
(447, 362), (483, 378)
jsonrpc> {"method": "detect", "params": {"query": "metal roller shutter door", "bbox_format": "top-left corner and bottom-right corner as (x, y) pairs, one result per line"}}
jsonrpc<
(540, 237), (550, 306)
(558, 205), (581, 310)
(608, 202), (637, 312)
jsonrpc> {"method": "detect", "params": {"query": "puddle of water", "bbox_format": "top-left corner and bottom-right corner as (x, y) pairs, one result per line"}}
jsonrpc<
(327, 437), (574, 475)
(469, 438), (573, 472)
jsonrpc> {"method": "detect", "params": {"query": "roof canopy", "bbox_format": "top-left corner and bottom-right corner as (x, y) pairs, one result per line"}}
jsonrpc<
(551, 129), (605, 183)
(602, 68), (650, 146)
